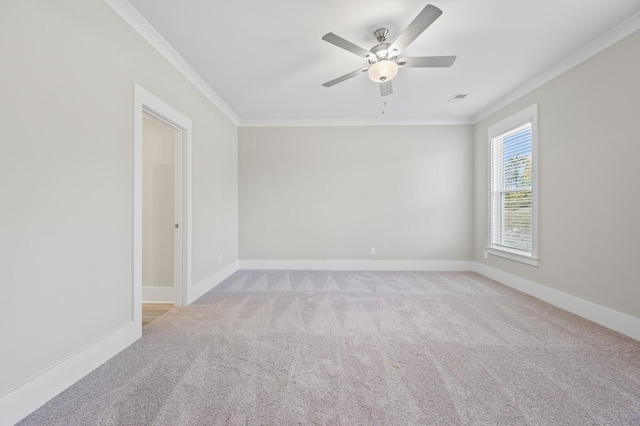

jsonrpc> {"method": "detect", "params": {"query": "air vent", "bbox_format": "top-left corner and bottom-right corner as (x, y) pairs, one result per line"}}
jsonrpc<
(448, 93), (468, 103)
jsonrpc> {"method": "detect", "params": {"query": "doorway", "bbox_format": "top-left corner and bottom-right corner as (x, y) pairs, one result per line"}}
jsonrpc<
(142, 113), (177, 305)
(133, 84), (192, 331)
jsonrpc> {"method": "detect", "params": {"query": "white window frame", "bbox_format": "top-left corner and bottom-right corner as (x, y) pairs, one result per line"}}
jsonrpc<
(486, 103), (539, 266)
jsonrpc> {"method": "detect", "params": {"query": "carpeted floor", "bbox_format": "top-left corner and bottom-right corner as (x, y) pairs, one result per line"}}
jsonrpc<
(20, 270), (640, 425)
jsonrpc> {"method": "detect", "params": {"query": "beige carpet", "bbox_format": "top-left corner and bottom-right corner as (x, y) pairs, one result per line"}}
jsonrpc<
(20, 270), (640, 425)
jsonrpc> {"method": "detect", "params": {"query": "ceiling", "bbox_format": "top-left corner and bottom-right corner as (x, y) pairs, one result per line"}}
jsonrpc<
(126, 0), (640, 124)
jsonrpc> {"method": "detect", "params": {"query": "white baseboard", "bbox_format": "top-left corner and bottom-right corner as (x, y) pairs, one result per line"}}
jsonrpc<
(239, 259), (472, 271)
(0, 321), (140, 426)
(240, 259), (639, 341)
(188, 261), (240, 303)
(142, 286), (175, 303)
(4, 259), (635, 426)
(0, 261), (241, 425)
(472, 262), (640, 341)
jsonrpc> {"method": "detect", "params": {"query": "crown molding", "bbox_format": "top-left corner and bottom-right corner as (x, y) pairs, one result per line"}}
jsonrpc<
(103, 0), (240, 126)
(104, 0), (639, 128)
(472, 11), (640, 124)
(239, 117), (472, 128)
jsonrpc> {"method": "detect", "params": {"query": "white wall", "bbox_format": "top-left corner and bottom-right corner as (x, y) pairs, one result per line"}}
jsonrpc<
(473, 29), (640, 319)
(239, 125), (473, 261)
(142, 113), (175, 290)
(0, 0), (238, 398)
(2, 0), (637, 417)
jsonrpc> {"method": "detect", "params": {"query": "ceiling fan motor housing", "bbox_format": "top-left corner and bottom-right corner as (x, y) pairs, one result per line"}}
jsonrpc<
(368, 41), (399, 82)
(369, 43), (395, 63)
(321, 4), (456, 95)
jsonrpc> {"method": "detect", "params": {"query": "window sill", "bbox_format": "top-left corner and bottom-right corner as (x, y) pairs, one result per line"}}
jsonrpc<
(485, 246), (539, 267)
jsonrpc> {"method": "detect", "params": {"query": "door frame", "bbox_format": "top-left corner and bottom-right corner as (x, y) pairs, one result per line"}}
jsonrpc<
(133, 84), (192, 326)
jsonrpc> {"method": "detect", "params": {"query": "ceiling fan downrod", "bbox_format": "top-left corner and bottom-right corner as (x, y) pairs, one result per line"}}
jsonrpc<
(374, 28), (389, 43)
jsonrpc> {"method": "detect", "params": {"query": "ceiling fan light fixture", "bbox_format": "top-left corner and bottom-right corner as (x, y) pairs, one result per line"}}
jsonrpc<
(368, 59), (398, 83)
(321, 4), (456, 95)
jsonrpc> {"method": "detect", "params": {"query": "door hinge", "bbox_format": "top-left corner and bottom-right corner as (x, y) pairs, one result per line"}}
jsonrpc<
(175, 223), (179, 229)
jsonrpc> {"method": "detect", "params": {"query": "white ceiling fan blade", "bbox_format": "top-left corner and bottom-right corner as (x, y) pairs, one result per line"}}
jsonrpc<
(322, 33), (374, 60)
(380, 81), (393, 97)
(398, 56), (457, 68)
(322, 68), (369, 87)
(389, 4), (442, 56)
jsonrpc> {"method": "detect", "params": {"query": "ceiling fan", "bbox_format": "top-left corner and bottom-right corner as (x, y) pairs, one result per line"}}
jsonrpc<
(322, 4), (456, 97)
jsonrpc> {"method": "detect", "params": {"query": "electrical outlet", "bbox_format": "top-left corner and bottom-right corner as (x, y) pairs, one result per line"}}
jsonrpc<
(484, 251), (488, 259)
(370, 247), (376, 255)
(218, 254), (223, 263)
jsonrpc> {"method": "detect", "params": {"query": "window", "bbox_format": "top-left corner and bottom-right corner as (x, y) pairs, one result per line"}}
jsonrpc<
(487, 104), (538, 266)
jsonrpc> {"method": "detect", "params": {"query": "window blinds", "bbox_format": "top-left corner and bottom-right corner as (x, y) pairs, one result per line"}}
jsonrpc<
(490, 123), (533, 253)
